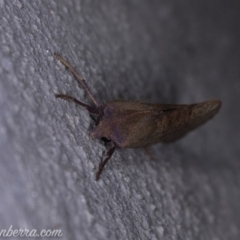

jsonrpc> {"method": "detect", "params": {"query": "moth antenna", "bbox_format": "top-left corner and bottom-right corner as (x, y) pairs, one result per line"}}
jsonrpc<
(54, 53), (100, 108)
(96, 143), (116, 181)
(55, 94), (99, 114)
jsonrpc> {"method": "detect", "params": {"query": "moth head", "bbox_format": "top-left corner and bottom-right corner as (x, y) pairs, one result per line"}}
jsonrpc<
(90, 120), (112, 142)
(90, 105), (114, 142)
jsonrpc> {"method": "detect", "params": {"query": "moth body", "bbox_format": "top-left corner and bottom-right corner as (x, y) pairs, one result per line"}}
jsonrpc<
(54, 53), (222, 180)
(90, 100), (221, 148)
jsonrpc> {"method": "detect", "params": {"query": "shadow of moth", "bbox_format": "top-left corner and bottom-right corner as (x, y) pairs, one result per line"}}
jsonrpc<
(54, 53), (222, 181)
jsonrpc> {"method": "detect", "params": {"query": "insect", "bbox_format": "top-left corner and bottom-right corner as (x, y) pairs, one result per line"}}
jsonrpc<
(54, 53), (222, 181)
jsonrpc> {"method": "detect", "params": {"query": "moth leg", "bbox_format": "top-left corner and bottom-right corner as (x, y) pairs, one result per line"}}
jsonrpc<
(54, 53), (100, 107)
(96, 143), (116, 181)
(55, 94), (99, 114)
(144, 147), (155, 160)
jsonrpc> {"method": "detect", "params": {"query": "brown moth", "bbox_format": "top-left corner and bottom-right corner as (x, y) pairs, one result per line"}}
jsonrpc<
(54, 53), (222, 181)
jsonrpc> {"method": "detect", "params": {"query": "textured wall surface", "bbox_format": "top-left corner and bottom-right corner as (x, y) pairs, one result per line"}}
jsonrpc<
(0, 0), (240, 239)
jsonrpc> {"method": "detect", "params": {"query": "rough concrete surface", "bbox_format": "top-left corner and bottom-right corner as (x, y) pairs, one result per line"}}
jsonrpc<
(0, 0), (240, 239)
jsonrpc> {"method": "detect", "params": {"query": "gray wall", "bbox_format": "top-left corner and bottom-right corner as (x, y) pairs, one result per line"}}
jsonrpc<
(0, 0), (240, 239)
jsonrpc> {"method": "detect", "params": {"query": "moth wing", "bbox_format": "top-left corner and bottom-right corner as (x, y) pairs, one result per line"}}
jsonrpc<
(159, 100), (222, 143)
(111, 100), (221, 147)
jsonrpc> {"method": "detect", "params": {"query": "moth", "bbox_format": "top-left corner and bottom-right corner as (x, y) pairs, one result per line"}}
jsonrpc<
(54, 53), (222, 181)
